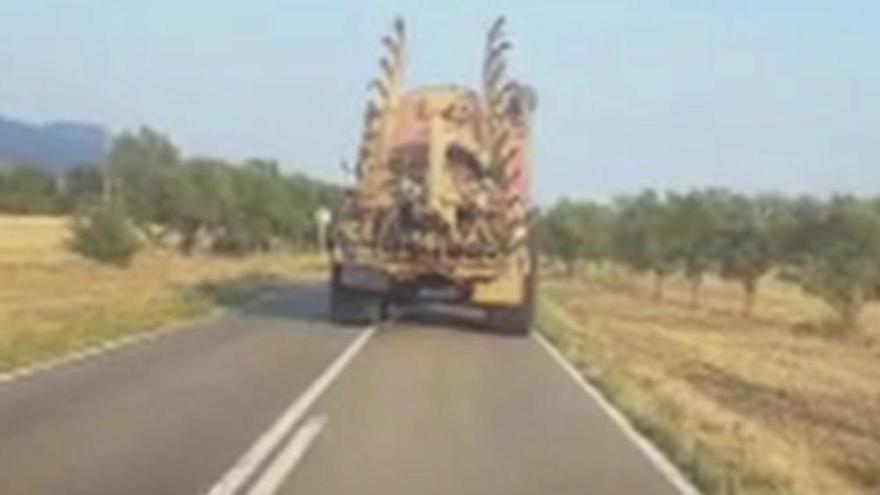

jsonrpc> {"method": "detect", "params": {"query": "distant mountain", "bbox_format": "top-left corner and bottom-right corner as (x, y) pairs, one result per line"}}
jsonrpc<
(0, 116), (109, 173)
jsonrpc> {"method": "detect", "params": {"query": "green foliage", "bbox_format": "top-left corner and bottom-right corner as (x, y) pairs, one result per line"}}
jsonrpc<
(166, 158), (237, 254)
(542, 189), (880, 330)
(664, 189), (731, 307)
(70, 199), (141, 266)
(60, 165), (104, 211)
(541, 198), (612, 275)
(2, 125), (336, 259)
(202, 159), (339, 255)
(106, 127), (180, 238)
(714, 194), (788, 315)
(216, 159), (288, 253)
(613, 190), (678, 298)
(101, 128), (339, 256)
(0, 162), (104, 215)
(0, 163), (61, 213)
(780, 196), (880, 330)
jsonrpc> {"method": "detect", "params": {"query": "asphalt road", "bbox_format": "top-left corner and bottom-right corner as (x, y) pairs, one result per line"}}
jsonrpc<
(0, 281), (694, 495)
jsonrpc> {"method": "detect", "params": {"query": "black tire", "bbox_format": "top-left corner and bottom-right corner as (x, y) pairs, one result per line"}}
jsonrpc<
(487, 303), (532, 335)
(329, 265), (384, 325)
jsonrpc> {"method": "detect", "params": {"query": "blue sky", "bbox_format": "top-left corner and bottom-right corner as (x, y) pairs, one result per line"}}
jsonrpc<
(1, 0), (878, 202)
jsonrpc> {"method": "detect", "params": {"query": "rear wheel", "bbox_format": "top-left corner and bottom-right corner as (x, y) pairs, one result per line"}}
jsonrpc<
(329, 265), (385, 324)
(487, 303), (532, 335)
(486, 244), (537, 336)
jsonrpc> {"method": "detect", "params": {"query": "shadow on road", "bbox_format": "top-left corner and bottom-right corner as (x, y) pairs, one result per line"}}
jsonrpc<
(192, 273), (288, 307)
(201, 276), (516, 337)
(195, 276), (334, 326)
(392, 304), (521, 337)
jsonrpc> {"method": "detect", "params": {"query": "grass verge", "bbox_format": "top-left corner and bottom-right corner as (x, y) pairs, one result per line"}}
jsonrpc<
(0, 215), (328, 374)
(538, 272), (880, 495)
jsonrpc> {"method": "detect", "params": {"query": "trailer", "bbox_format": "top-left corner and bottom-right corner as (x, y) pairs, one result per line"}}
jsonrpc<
(329, 17), (537, 334)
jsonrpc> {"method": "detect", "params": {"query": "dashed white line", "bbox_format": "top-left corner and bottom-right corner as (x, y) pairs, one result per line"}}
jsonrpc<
(206, 326), (376, 495)
(245, 415), (327, 495)
(533, 331), (702, 495)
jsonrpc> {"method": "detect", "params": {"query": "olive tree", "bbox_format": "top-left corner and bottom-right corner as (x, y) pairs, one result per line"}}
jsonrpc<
(613, 191), (679, 299)
(106, 127), (180, 242)
(782, 196), (880, 330)
(542, 199), (612, 276)
(713, 194), (788, 316)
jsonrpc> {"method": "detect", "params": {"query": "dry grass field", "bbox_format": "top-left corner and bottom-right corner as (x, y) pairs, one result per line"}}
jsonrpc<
(0, 215), (326, 372)
(540, 270), (880, 495)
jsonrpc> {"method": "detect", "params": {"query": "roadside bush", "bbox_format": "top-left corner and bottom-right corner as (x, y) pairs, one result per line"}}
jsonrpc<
(70, 200), (141, 266)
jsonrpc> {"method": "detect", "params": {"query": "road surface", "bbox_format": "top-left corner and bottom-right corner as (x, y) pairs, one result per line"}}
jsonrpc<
(0, 281), (695, 495)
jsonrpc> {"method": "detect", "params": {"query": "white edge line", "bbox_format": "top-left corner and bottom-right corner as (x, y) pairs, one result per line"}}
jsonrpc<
(0, 290), (277, 387)
(206, 326), (376, 495)
(533, 331), (703, 495)
(0, 310), (220, 386)
(246, 415), (327, 495)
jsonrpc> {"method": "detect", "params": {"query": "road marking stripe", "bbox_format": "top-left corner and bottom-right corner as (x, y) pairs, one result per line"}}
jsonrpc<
(0, 290), (279, 387)
(0, 314), (211, 386)
(533, 332), (703, 495)
(206, 326), (376, 495)
(245, 415), (327, 495)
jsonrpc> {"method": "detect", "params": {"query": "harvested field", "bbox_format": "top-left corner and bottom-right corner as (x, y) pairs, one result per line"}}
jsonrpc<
(540, 270), (880, 495)
(0, 215), (325, 372)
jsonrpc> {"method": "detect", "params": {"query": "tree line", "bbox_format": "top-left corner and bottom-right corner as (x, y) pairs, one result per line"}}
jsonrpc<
(540, 189), (880, 331)
(0, 162), (103, 214)
(2, 127), (339, 263)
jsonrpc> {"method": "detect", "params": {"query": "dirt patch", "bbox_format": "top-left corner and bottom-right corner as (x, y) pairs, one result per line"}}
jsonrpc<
(687, 363), (880, 490)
